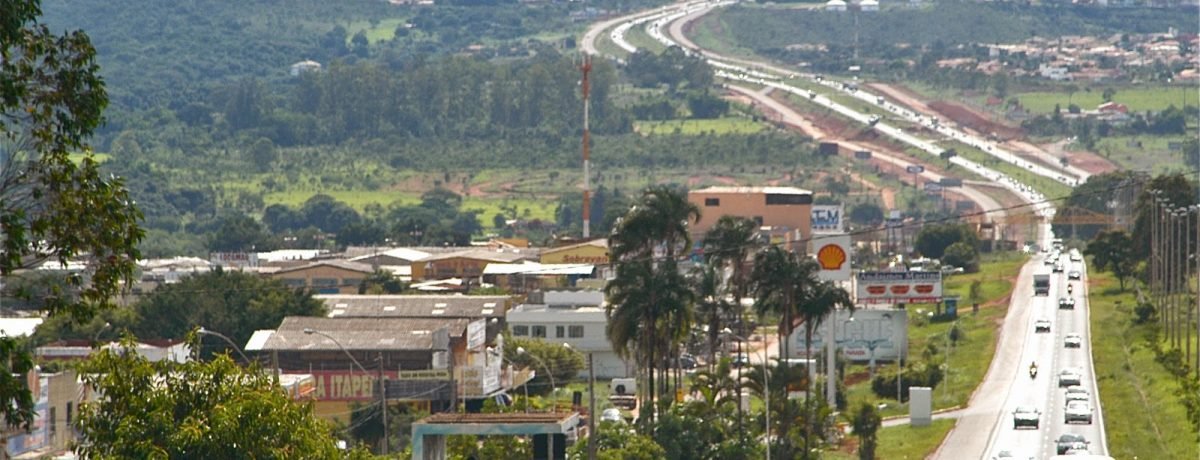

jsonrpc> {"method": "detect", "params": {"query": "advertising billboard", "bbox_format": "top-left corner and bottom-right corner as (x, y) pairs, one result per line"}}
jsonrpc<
(785, 309), (908, 362)
(856, 271), (943, 304)
(811, 205), (845, 234)
(813, 233), (851, 281)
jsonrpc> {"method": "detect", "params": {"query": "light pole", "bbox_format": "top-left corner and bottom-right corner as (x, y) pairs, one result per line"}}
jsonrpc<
(196, 327), (252, 364)
(92, 322), (112, 348)
(831, 316), (856, 409)
(723, 328), (769, 460)
(303, 328), (386, 453)
(564, 344), (597, 460)
(518, 346), (557, 411)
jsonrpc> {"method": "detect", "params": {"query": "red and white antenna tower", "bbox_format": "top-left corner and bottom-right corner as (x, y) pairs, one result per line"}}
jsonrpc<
(581, 54), (593, 238)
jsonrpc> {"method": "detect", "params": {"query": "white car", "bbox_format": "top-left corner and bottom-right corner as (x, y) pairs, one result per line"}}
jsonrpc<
(1064, 400), (1093, 424)
(1058, 368), (1083, 387)
(1065, 386), (1090, 404)
(1064, 333), (1082, 348)
(1035, 318), (1051, 333)
(600, 408), (624, 424)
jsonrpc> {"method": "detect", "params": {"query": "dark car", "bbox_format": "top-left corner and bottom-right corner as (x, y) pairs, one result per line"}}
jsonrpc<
(1058, 297), (1076, 309)
(1055, 433), (1089, 454)
(678, 354), (697, 370)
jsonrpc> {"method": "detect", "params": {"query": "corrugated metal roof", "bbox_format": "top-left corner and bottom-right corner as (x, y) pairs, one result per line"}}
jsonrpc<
(689, 186), (813, 195)
(316, 294), (509, 318)
(259, 317), (469, 351)
(482, 262), (595, 276)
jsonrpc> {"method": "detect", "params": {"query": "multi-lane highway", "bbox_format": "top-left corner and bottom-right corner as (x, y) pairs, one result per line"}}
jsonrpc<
(586, 2), (1110, 457)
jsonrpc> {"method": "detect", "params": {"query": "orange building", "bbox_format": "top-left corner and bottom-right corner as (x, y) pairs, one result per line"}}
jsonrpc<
(688, 186), (814, 238)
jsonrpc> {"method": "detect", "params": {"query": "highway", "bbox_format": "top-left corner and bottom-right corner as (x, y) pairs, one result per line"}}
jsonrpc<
(585, 2), (1110, 457)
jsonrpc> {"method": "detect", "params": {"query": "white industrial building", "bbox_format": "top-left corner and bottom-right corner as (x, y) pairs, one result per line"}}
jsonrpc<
(505, 289), (631, 379)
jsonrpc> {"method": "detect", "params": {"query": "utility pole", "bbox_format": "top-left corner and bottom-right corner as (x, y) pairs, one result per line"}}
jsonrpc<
(587, 353), (597, 460)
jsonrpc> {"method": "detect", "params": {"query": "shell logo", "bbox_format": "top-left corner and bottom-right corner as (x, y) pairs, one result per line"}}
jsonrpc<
(817, 243), (847, 271)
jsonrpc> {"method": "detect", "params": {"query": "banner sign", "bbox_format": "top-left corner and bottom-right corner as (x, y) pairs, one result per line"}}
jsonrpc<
(467, 319), (486, 350)
(811, 205), (845, 234)
(787, 309), (908, 362)
(813, 234), (852, 281)
(856, 271), (943, 304)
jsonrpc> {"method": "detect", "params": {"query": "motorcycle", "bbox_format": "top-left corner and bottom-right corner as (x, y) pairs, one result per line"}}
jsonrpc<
(1067, 284), (1074, 295)
(1029, 363), (1038, 379)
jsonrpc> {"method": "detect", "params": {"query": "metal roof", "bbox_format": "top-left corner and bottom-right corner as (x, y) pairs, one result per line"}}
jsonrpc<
(316, 294), (510, 318)
(689, 186), (813, 195)
(482, 262), (595, 276)
(256, 317), (469, 351)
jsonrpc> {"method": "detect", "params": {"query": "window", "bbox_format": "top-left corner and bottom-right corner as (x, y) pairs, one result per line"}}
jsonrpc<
(512, 325), (529, 336)
(765, 193), (812, 205)
(49, 407), (56, 436)
(312, 277), (339, 287)
(282, 278), (306, 287)
(568, 325), (585, 338)
(342, 278), (362, 287)
(555, 326), (565, 338)
(532, 325), (546, 338)
(704, 197), (720, 206)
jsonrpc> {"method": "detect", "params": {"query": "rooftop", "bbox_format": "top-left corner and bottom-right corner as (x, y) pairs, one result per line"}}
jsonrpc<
(420, 249), (536, 264)
(273, 259), (374, 275)
(689, 186), (813, 195)
(317, 294), (510, 318)
(253, 316), (469, 351)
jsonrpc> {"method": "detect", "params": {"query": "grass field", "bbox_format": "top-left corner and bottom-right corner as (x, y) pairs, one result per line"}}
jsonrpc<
(68, 152), (111, 164)
(1086, 270), (1200, 459)
(634, 117), (767, 135)
(1092, 134), (1194, 174)
(845, 252), (1026, 417)
(622, 22), (666, 54)
(1017, 85), (1199, 114)
(940, 140), (1073, 199)
(344, 18), (409, 44)
(828, 419), (956, 460)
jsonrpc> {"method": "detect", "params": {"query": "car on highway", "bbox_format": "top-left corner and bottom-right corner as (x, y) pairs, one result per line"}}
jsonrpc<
(1055, 433), (1090, 454)
(1044, 256), (1058, 266)
(1058, 368), (1083, 387)
(1035, 318), (1052, 333)
(1064, 333), (1083, 348)
(1064, 400), (1094, 424)
(1070, 250), (1083, 262)
(990, 450), (1034, 460)
(1068, 270), (1082, 280)
(1058, 297), (1076, 309)
(1065, 385), (1090, 404)
(1012, 406), (1040, 429)
(1053, 263), (1065, 273)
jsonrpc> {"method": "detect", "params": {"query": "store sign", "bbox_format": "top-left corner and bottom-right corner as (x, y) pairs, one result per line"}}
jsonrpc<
(209, 252), (259, 268)
(856, 271), (943, 304)
(467, 319), (486, 350)
(788, 309), (908, 362)
(312, 371), (389, 401)
(813, 234), (851, 281)
(811, 205), (845, 233)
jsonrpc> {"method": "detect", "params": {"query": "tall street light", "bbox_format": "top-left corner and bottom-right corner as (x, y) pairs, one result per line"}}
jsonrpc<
(723, 328), (770, 460)
(196, 327), (252, 364)
(92, 322), (112, 348)
(517, 346), (557, 411)
(303, 328), (387, 453)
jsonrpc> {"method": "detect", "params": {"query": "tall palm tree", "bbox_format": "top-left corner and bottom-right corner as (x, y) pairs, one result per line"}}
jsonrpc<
(605, 186), (699, 427)
(691, 264), (732, 371)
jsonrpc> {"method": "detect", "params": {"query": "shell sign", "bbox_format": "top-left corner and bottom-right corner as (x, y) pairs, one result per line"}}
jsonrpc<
(814, 234), (851, 281)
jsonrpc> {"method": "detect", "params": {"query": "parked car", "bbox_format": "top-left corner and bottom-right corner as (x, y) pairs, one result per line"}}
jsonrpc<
(678, 354), (697, 370)
(1035, 318), (1051, 333)
(1064, 401), (1093, 424)
(1058, 297), (1076, 309)
(1058, 368), (1083, 387)
(1068, 270), (1082, 280)
(1055, 433), (1089, 454)
(600, 408), (625, 424)
(731, 353), (751, 368)
(1012, 406), (1040, 429)
(1064, 333), (1082, 348)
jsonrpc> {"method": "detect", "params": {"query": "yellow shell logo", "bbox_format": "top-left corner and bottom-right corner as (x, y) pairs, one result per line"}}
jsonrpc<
(817, 243), (846, 270)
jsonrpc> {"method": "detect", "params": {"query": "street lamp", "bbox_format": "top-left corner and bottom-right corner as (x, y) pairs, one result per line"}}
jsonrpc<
(303, 328), (386, 453)
(517, 346), (557, 411)
(723, 328), (770, 460)
(196, 327), (252, 364)
(92, 322), (112, 348)
(564, 343), (598, 460)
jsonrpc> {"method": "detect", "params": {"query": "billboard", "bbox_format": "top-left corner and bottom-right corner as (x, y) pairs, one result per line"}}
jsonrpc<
(811, 205), (845, 234)
(939, 177), (963, 187)
(856, 271), (943, 304)
(467, 319), (487, 350)
(785, 309), (908, 362)
(210, 252), (259, 269)
(813, 234), (852, 281)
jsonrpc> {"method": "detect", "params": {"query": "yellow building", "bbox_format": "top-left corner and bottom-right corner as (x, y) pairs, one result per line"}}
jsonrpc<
(411, 249), (533, 281)
(539, 238), (609, 265)
(270, 260), (374, 294)
(687, 186), (814, 238)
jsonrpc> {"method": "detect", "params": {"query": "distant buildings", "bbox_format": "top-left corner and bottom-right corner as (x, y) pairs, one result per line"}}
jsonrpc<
(688, 186), (814, 241)
(289, 59), (321, 77)
(506, 289), (631, 378)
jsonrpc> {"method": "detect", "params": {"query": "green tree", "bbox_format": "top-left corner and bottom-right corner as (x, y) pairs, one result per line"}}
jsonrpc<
(701, 216), (761, 368)
(605, 186), (699, 426)
(569, 422), (665, 460)
(126, 269), (325, 358)
(504, 337), (584, 397)
(914, 223), (978, 259)
(942, 241), (980, 273)
(358, 269), (407, 294)
(207, 211), (274, 252)
(851, 402), (881, 460)
(248, 137), (278, 171)
(0, 0), (143, 431)
(75, 337), (371, 459)
(1085, 230), (1136, 291)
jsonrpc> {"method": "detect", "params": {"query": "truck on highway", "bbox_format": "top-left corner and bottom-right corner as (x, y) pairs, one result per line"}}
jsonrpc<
(1034, 274), (1051, 296)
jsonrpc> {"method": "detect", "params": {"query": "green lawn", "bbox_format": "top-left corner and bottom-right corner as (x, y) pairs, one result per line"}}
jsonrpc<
(1017, 85), (1199, 114)
(68, 152), (111, 164)
(1087, 270), (1200, 459)
(827, 419), (956, 460)
(622, 22), (666, 54)
(845, 253), (1026, 418)
(263, 189), (415, 210)
(940, 140), (1073, 199)
(1093, 135), (1194, 174)
(634, 117), (767, 135)
(344, 18), (409, 44)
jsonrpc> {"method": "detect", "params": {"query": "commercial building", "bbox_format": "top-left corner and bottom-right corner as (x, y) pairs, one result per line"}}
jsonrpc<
(505, 290), (630, 378)
(687, 186), (814, 239)
(410, 249), (536, 283)
(269, 260), (375, 294)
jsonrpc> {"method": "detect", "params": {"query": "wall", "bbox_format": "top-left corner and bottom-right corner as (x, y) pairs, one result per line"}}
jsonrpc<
(273, 265), (369, 294)
(540, 244), (609, 265)
(688, 191), (813, 237)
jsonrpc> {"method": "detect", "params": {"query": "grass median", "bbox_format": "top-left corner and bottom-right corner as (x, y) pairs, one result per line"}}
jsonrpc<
(1086, 270), (1200, 459)
(827, 418), (956, 460)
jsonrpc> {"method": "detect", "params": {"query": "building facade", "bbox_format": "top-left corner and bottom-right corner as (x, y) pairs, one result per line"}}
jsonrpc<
(687, 186), (814, 238)
(505, 290), (631, 378)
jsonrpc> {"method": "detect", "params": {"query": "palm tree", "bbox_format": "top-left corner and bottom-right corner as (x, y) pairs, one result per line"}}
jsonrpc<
(605, 186), (699, 426)
(691, 264), (731, 372)
(700, 216), (761, 363)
